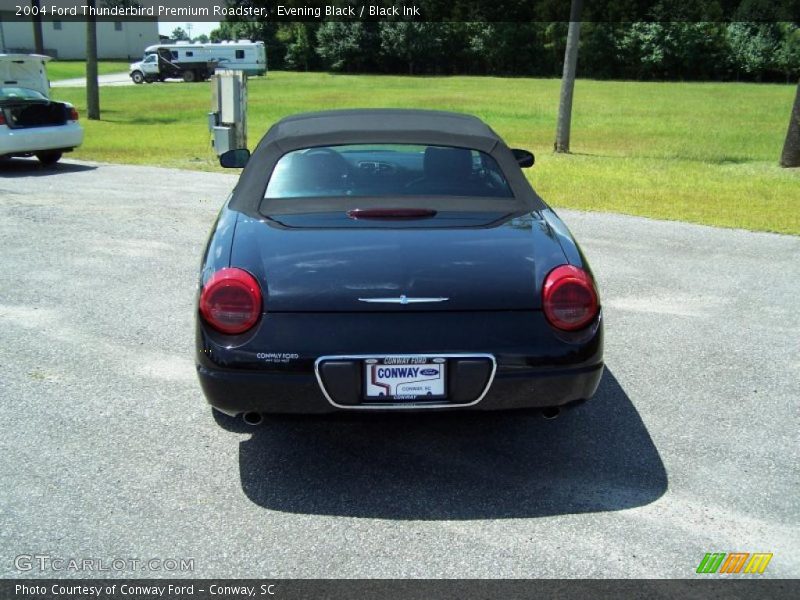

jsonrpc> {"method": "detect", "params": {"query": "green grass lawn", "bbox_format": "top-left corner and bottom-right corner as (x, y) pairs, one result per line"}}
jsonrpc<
(47, 60), (131, 81)
(51, 71), (800, 234)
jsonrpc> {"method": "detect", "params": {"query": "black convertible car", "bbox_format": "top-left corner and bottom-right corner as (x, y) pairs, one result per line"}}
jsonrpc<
(196, 109), (603, 422)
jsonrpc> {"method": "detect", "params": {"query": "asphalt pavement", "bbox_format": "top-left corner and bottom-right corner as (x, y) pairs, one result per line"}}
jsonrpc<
(0, 158), (798, 578)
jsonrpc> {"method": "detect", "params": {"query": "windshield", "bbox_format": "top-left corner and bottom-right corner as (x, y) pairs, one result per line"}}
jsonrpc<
(265, 144), (514, 199)
(0, 87), (47, 101)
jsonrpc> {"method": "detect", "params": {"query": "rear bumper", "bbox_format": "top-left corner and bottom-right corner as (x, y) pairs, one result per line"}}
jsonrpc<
(198, 360), (603, 415)
(0, 122), (83, 155)
(196, 310), (603, 415)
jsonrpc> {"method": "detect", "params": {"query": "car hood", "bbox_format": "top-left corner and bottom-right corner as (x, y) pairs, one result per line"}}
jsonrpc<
(230, 209), (569, 312)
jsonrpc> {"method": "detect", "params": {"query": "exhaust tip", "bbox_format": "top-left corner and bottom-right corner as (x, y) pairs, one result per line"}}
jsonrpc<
(541, 407), (561, 420)
(242, 411), (263, 426)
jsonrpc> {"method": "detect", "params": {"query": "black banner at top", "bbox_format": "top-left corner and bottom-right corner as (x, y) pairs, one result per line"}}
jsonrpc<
(0, 0), (798, 22)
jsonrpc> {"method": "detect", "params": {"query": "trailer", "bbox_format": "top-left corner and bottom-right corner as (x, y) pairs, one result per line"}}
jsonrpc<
(203, 41), (267, 76)
(129, 45), (216, 84)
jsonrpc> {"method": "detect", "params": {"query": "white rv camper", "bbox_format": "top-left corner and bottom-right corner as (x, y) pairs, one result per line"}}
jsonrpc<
(205, 41), (267, 76)
(130, 43), (216, 83)
(137, 41), (267, 79)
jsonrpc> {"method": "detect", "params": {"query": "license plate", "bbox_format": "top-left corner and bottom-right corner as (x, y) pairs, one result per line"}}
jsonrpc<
(364, 357), (446, 401)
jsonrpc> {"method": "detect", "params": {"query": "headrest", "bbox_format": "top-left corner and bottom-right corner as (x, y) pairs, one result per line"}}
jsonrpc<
(423, 147), (473, 179)
(291, 152), (345, 186)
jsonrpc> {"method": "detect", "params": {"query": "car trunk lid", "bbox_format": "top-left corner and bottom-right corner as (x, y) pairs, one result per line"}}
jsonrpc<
(0, 54), (51, 97)
(231, 209), (569, 312)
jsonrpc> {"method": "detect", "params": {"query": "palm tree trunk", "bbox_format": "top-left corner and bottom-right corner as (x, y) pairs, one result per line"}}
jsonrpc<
(779, 79), (800, 168)
(31, 0), (44, 54)
(554, 0), (583, 153)
(86, 0), (100, 120)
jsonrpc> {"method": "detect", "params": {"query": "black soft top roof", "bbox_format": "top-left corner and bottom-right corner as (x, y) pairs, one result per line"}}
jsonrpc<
(230, 109), (545, 214)
(260, 109), (502, 154)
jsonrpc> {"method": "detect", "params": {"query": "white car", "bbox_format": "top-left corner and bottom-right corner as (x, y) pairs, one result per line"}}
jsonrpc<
(0, 54), (83, 166)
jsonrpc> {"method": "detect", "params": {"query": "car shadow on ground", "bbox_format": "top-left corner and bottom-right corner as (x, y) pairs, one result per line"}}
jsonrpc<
(0, 158), (96, 177)
(227, 368), (667, 520)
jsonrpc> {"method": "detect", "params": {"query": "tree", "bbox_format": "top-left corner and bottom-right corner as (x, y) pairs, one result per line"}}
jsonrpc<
(775, 23), (800, 83)
(780, 80), (800, 168)
(280, 23), (321, 71)
(555, 0), (582, 153)
(315, 23), (380, 73)
(31, 0), (43, 54)
(86, 0), (99, 120)
(726, 22), (780, 81)
(543, 22), (568, 76)
(578, 22), (625, 80)
(194, 34), (209, 44)
(171, 27), (190, 42)
(618, 22), (727, 80)
(210, 21), (262, 43)
(378, 23), (441, 75)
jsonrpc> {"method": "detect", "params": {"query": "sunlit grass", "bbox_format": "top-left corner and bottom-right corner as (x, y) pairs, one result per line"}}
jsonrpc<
(52, 71), (800, 234)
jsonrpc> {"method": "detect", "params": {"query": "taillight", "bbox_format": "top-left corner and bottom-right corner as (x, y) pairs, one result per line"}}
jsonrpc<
(69, 107), (79, 121)
(0, 112), (6, 126)
(199, 268), (262, 334)
(542, 265), (599, 331)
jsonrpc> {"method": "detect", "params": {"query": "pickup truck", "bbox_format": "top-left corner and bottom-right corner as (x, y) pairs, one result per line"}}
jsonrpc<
(0, 54), (83, 166)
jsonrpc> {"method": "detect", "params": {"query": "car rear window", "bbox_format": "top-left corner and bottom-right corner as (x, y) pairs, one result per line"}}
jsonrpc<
(264, 144), (514, 199)
(0, 87), (47, 101)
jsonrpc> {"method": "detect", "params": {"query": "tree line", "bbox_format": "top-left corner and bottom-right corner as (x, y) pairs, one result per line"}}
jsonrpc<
(208, 21), (799, 83)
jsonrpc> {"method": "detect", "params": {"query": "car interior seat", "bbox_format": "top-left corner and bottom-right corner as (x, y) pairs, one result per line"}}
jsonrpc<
(282, 151), (349, 195)
(405, 147), (476, 195)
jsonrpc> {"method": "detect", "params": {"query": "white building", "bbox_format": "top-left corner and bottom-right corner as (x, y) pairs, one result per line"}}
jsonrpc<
(0, 16), (159, 60)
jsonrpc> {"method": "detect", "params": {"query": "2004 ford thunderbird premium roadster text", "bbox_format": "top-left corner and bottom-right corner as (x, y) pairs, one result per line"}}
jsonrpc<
(196, 110), (603, 421)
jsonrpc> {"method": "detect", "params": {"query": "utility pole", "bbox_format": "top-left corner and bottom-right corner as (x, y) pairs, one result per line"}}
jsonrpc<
(554, 0), (583, 153)
(86, 0), (100, 120)
(32, 0), (44, 54)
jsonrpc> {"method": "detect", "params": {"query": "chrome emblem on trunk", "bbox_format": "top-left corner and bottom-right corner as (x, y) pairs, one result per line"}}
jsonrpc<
(358, 295), (449, 304)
